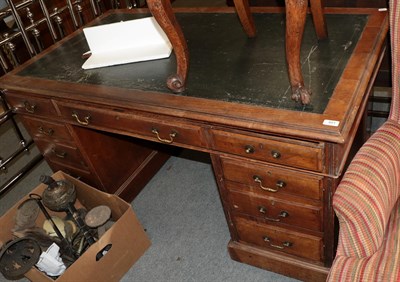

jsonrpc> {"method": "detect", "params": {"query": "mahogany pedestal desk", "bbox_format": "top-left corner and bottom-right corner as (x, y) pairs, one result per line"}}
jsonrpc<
(0, 8), (388, 281)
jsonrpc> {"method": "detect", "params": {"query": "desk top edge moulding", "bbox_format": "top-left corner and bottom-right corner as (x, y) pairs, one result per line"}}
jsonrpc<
(146, 0), (328, 105)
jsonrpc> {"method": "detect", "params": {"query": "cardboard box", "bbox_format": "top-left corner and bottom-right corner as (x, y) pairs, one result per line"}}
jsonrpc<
(0, 171), (150, 282)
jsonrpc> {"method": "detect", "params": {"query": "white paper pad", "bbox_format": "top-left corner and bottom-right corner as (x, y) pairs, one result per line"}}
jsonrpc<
(82, 17), (172, 69)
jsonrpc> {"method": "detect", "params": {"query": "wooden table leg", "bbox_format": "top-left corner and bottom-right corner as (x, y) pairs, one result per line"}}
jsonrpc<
(310, 0), (328, 39)
(285, 0), (311, 105)
(232, 0), (256, 37)
(148, 0), (314, 105)
(146, 0), (188, 93)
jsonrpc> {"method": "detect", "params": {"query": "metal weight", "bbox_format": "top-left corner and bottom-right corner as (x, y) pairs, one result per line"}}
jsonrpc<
(85, 205), (112, 238)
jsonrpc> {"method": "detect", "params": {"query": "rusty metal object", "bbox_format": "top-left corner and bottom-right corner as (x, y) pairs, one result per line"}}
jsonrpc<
(41, 175), (76, 212)
(40, 175), (95, 246)
(14, 198), (40, 231)
(85, 205), (111, 229)
(0, 237), (41, 280)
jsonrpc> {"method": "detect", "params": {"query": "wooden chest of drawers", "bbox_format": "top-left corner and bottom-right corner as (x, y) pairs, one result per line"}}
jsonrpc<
(210, 130), (330, 279)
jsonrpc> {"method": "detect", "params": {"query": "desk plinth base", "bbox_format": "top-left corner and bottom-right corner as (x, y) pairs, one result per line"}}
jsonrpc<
(228, 241), (329, 282)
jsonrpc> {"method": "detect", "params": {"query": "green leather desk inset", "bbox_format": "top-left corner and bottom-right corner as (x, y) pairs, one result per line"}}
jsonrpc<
(18, 12), (366, 113)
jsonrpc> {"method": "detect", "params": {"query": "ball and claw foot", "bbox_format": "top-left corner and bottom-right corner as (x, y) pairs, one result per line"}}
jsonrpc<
(167, 74), (185, 93)
(291, 85), (312, 105)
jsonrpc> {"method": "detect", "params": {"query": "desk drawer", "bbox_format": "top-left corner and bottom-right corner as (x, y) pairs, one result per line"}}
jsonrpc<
(56, 102), (207, 149)
(221, 157), (323, 200)
(234, 216), (323, 261)
(34, 139), (88, 170)
(211, 129), (324, 171)
(20, 116), (72, 142)
(6, 92), (58, 117)
(228, 188), (323, 231)
(45, 161), (99, 190)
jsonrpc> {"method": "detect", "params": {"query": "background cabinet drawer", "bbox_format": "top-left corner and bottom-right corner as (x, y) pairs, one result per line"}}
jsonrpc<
(6, 92), (58, 117)
(211, 129), (324, 171)
(21, 116), (72, 142)
(221, 157), (323, 200)
(45, 161), (100, 190)
(228, 188), (323, 231)
(34, 139), (88, 170)
(56, 102), (208, 149)
(234, 217), (323, 262)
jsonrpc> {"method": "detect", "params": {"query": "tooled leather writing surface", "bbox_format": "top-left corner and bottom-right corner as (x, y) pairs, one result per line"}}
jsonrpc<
(17, 12), (367, 114)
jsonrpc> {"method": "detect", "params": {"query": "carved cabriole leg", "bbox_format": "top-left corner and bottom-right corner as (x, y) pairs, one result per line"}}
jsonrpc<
(285, 0), (311, 105)
(232, 0), (256, 37)
(147, 0), (188, 93)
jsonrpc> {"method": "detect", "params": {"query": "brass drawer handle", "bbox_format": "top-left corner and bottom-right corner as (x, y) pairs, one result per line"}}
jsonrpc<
(51, 148), (66, 158)
(24, 101), (37, 113)
(72, 111), (91, 125)
(258, 206), (289, 222)
(263, 236), (293, 249)
(151, 128), (177, 144)
(38, 126), (54, 136)
(253, 175), (286, 193)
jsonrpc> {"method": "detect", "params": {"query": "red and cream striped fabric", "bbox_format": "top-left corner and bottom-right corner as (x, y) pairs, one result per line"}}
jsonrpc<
(327, 0), (400, 281)
(390, 0), (400, 123)
(327, 121), (400, 281)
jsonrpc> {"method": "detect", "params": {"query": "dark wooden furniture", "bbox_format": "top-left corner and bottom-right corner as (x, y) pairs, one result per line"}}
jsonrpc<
(0, 8), (388, 281)
(147, 0), (327, 104)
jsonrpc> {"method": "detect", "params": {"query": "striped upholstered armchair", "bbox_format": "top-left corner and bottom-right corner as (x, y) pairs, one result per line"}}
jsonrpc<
(327, 1), (400, 281)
